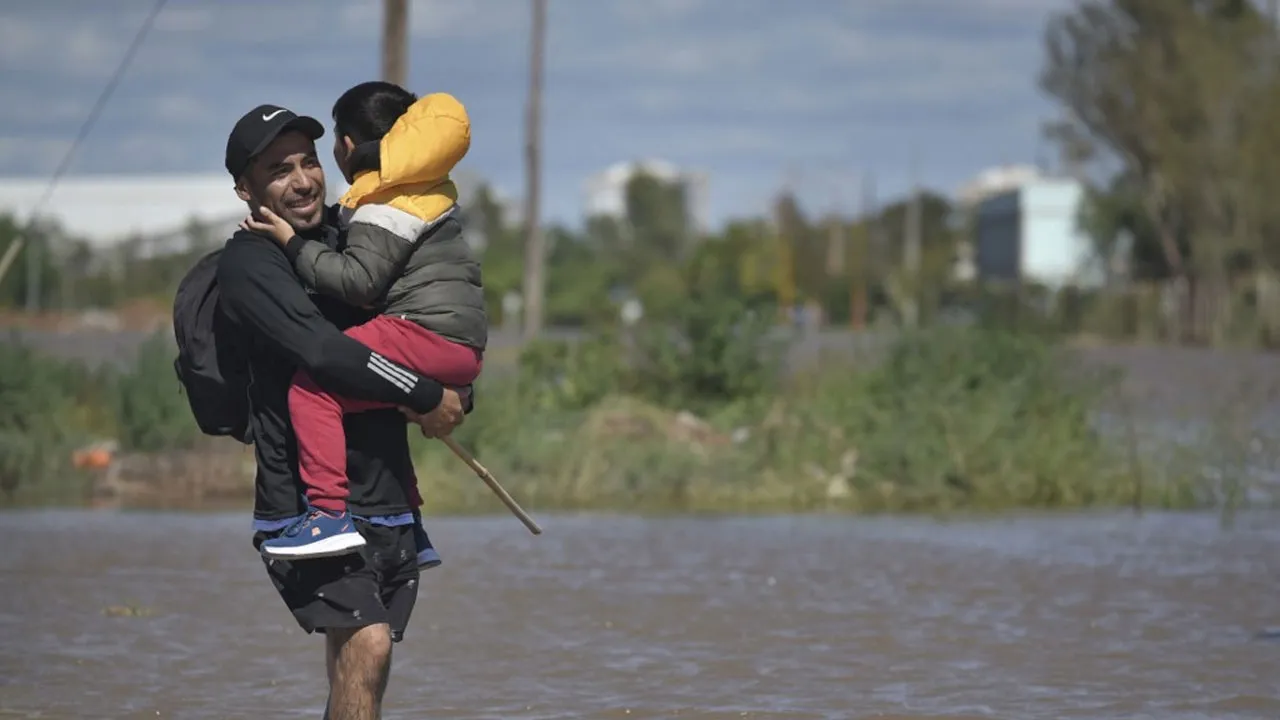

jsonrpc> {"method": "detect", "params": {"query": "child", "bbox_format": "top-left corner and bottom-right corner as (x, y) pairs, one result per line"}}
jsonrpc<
(247, 82), (487, 561)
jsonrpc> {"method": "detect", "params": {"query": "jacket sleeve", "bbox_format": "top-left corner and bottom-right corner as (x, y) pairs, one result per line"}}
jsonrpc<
(216, 234), (444, 414)
(284, 203), (436, 307)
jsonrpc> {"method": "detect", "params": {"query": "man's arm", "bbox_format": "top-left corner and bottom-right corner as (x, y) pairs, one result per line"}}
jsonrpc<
(217, 233), (444, 414)
(284, 204), (448, 307)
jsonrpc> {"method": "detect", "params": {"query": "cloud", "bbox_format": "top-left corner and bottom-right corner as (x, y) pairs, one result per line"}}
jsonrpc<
(0, 97), (87, 125)
(152, 5), (215, 34)
(63, 25), (130, 79)
(0, 17), (43, 67)
(611, 0), (709, 23)
(0, 138), (74, 174)
(150, 94), (208, 123)
(338, 0), (528, 40)
(0, 0), (1075, 227)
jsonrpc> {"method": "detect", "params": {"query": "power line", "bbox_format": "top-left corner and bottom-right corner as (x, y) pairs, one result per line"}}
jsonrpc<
(0, 0), (169, 304)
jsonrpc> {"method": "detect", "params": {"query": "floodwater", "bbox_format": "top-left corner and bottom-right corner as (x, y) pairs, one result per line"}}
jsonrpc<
(1, 511), (1278, 719)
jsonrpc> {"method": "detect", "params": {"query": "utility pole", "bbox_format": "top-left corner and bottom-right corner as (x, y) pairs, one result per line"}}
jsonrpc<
(902, 149), (922, 328)
(24, 232), (40, 312)
(851, 173), (873, 330)
(1271, 0), (1279, 54)
(382, 0), (408, 86)
(520, 0), (548, 340)
(825, 189), (844, 277)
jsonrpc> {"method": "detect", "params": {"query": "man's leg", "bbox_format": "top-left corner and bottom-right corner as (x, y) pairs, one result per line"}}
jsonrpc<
(323, 624), (393, 720)
(254, 522), (420, 718)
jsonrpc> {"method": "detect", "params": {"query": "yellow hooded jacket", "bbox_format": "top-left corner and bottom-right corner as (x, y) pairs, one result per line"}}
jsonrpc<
(338, 92), (470, 221)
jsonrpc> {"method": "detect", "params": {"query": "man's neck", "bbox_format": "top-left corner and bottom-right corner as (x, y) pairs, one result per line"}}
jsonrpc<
(296, 221), (326, 241)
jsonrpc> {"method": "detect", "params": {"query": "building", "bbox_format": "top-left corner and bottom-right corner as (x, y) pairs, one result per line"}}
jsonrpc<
(973, 176), (1104, 289)
(0, 169), (511, 261)
(582, 159), (710, 234)
(954, 163), (1043, 209)
(0, 173), (354, 255)
(948, 164), (1046, 283)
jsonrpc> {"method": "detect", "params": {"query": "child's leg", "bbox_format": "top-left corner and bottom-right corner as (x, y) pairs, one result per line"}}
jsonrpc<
(360, 316), (482, 388)
(289, 369), (387, 513)
(259, 369), (385, 559)
(264, 318), (460, 560)
(291, 315), (479, 512)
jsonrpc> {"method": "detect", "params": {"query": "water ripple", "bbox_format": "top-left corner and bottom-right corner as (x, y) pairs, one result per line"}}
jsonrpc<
(0, 510), (1277, 718)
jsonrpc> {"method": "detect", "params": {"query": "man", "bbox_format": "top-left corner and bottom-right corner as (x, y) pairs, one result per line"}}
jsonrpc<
(216, 104), (464, 719)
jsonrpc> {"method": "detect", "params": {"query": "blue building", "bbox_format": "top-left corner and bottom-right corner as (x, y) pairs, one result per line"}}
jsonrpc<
(973, 177), (1104, 289)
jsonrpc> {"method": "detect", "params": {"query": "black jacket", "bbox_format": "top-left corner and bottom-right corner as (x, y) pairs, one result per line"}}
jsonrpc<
(216, 216), (443, 521)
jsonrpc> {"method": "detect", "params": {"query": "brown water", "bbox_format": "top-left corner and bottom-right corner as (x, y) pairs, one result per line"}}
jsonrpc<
(1, 510), (1279, 719)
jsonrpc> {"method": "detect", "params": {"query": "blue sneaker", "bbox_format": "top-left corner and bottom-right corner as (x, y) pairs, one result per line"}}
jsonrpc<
(412, 511), (441, 569)
(261, 508), (366, 559)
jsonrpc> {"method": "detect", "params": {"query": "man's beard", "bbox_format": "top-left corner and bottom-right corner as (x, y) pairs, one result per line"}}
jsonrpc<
(277, 189), (324, 229)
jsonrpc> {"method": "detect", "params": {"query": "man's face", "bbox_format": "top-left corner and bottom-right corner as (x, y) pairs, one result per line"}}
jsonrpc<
(235, 131), (326, 231)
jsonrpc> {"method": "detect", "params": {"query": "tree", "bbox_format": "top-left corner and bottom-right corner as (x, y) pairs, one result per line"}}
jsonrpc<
(625, 170), (690, 259)
(1076, 172), (1173, 281)
(1040, 0), (1279, 340)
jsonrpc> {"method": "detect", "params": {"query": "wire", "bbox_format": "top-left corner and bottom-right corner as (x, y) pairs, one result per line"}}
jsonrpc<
(36, 0), (170, 214)
(0, 0), (169, 290)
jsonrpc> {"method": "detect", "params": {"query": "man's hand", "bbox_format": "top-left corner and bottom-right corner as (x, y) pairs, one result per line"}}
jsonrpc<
(400, 387), (466, 438)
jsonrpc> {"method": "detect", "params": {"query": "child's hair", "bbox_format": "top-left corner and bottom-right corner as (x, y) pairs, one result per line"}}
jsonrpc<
(332, 81), (417, 145)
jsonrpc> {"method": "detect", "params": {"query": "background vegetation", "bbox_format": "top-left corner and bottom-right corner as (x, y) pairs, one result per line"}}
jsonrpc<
(2, 0), (1278, 514)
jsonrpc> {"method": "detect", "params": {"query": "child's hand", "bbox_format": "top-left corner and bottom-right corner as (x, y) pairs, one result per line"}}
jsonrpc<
(240, 206), (295, 245)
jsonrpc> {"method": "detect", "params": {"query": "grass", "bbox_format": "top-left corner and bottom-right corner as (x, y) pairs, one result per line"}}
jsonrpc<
(404, 326), (1273, 516)
(4, 324), (1274, 516)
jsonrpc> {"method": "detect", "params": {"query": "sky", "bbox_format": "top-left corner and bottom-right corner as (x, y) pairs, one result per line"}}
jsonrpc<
(0, 0), (1076, 230)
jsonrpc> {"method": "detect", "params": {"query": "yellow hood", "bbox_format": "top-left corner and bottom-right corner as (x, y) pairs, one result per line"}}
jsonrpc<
(338, 92), (471, 223)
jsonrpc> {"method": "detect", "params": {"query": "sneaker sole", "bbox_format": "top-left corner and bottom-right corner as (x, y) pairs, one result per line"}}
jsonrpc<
(262, 533), (367, 560)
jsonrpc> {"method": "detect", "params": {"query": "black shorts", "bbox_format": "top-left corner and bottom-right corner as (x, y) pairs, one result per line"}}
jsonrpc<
(253, 520), (420, 642)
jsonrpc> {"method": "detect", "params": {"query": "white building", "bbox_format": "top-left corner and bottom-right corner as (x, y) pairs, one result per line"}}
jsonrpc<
(0, 170), (513, 253)
(0, 173), (352, 254)
(954, 164), (1043, 209)
(973, 176), (1104, 289)
(948, 164), (1046, 283)
(582, 159), (710, 234)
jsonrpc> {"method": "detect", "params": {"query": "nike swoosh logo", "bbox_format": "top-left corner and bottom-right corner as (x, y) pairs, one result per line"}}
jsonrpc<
(262, 109), (286, 121)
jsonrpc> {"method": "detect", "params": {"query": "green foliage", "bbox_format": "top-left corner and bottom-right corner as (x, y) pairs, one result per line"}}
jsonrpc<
(625, 171), (691, 259)
(404, 325), (1234, 515)
(0, 319), (1252, 514)
(0, 218), (64, 310)
(508, 286), (780, 415)
(109, 332), (200, 453)
(0, 331), (199, 504)
(515, 333), (629, 411)
(1042, 0), (1280, 286)
(629, 291), (780, 411)
(822, 328), (1120, 509)
(0, 339), (81, 499)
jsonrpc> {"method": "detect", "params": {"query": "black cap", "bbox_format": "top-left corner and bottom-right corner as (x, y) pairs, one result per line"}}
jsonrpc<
(225, 104), (325, 180)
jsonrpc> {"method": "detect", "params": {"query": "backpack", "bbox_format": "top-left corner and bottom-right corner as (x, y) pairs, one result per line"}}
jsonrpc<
(171, 248), (253, 444)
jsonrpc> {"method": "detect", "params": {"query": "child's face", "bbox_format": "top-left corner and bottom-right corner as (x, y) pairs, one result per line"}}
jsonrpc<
(332, 132), (356, 183)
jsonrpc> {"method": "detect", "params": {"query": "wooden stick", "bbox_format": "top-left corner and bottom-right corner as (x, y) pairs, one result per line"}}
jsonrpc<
(440, 436), (542, 535)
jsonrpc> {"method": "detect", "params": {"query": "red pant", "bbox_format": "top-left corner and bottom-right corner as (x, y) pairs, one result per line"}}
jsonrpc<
(290, 315), (482, 513)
